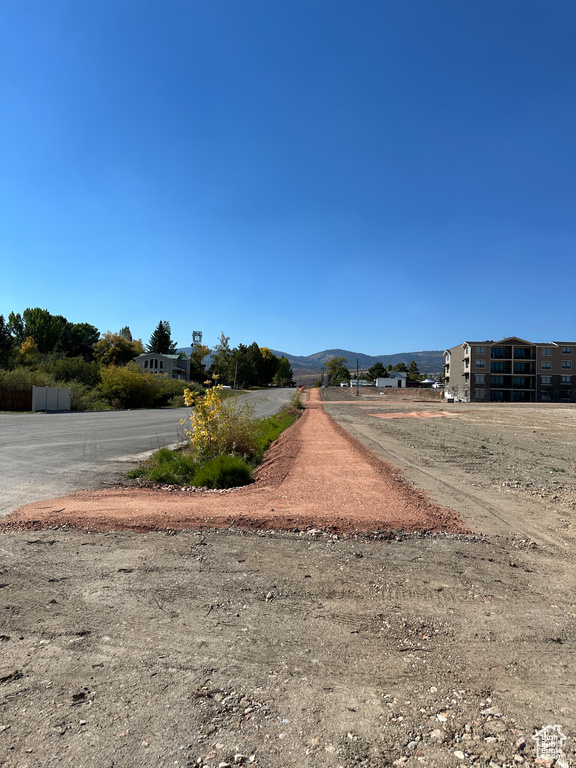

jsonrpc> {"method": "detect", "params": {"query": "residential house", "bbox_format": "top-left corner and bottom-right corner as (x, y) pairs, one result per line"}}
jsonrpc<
(133, 353), (190, 381)
(444, 337), (576, 402)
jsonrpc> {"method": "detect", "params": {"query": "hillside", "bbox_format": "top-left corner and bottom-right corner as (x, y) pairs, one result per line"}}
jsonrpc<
(177, 346), (445, 375)
(270, 348), (445, 375)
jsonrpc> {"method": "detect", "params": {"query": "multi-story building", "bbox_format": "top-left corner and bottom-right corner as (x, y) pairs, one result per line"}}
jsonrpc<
(444, 337), (576, 402)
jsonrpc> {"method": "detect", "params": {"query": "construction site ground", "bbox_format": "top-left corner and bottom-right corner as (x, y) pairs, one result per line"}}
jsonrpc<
(1, 388), (575, 768)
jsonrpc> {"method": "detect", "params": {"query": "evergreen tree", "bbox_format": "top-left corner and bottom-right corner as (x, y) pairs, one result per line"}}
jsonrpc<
(119, 326), (133, 341)
(147, 321), (177, 354)
(407, 360), (421, 380)
(0, 315), (15, 367)
(367, 361), (386, 381)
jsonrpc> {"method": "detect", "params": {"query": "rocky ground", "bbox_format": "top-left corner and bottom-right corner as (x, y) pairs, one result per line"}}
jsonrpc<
(1, 389), (575, 768)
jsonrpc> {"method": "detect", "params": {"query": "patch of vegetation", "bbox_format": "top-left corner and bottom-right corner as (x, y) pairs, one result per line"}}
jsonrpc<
(192, 455), (253, 489)
(551, 467), (565, 473)
(128, 395), (302, 489)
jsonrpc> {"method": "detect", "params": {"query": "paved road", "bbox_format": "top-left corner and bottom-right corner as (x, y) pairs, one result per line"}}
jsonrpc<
(0, 388), (294, 516)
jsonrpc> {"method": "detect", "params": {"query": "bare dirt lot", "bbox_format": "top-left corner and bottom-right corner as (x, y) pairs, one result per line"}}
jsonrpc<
(1, 389), (575, 768)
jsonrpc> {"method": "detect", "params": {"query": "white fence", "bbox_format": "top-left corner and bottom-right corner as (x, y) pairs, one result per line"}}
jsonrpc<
(32, 386), (71, 412)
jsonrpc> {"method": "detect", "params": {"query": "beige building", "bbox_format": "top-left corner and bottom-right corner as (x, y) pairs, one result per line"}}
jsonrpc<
(444, 337), (575, 403)
(133, 353), (190, 380)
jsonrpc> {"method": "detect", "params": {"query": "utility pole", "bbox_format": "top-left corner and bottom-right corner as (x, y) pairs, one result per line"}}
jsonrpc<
(356, 359), (360, 397)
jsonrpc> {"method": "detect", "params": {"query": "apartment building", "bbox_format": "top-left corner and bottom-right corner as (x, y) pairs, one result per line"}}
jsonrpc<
(444, 337), (576, 403)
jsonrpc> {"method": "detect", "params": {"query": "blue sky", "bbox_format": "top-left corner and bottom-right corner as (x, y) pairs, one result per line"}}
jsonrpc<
(1, 1), (575, 356)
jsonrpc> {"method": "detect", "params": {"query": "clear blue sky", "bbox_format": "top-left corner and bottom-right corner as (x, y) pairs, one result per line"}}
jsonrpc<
(1, 1), (575, 356)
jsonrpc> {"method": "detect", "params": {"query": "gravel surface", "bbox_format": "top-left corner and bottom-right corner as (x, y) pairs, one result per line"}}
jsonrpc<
(0, 389), (574, 768)
(1, 389), (467, 535)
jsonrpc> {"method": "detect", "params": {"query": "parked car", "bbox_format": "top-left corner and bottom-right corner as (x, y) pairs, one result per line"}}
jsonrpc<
(432, 382), (444, 389)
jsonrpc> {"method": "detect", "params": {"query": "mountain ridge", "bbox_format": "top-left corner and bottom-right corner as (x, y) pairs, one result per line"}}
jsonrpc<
(176, 347), (444, 374)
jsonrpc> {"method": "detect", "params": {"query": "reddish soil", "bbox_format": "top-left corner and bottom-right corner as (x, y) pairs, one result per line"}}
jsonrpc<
(1, 389), (468, 535)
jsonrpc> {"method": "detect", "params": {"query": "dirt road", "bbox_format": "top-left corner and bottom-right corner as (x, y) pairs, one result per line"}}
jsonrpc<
(0, 390), (575, 768)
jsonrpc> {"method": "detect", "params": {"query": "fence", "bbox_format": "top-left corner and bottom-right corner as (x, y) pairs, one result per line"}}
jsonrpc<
(32, 386), (71, 412)
(0, 389), (33, 411)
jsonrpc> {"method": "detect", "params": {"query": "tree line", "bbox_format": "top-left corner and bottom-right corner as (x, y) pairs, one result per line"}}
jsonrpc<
(0, 309), (294, 409)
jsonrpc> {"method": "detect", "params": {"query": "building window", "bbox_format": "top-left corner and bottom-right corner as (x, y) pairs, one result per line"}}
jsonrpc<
(541, 376), (551, 384)
(475, 360), (486, 368)
(561, 376), (571, 384)
(464, 346), (470, 355)
(490, 390), (504, 401)
(542, 362), (552, 369)
(474, 390), (484, 398)
(144, 360), (148, 368)
(475, 346), (485, 354)
(512, 377), (526, 386)
(492, 347), (506, 358)
(490, 376), (504, 386)
(542, 347), (552, 355)
(475, 375), (485, 384)
(159, 360), (164, 370)
(491, 362), (504, 372)
(562, 361), (572, 369)
(562, 346), (572, 354)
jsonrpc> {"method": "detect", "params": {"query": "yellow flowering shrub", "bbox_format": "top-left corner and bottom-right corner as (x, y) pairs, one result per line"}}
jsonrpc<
(182, 383), (258, 461)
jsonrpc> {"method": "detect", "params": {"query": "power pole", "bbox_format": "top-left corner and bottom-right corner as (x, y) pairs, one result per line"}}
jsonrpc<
(356, 359), (360, 397)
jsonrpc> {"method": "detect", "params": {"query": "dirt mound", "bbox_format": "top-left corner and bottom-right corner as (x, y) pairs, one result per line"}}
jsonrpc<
(1, 389), (468, 536)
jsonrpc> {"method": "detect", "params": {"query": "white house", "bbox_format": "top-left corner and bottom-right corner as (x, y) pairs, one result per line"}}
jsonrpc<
(376, 372), (407, 388)
(133, 353), (190, 380)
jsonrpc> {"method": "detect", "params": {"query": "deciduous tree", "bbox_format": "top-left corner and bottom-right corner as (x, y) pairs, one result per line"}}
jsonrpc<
(94, 332), (144, 367)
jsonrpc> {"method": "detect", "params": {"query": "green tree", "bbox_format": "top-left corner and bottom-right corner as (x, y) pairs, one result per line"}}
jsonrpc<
(7, 312), (25, 346)
(6, 309), (98, 355)
(367, 362), (386, 381)
(229, 344), (256, 388)
(94, 332), (144, 367)
(147, 321), (177, 354)
(273, 356), (294, 387)
(407, 360), (421, 380)
(260, 347), (280, 385)
(0, 315), (15, 367)
(210, 332), (232, 381)
(393, 362), (408, 373)
(326, 356), (351, 386)
(189, 343), (211, 383)
(118, 326), (133, 341)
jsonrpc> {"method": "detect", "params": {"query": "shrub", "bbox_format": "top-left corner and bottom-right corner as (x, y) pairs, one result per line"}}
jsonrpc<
(0, 366), (57, 390)
(192, 455), (252, 489)
(99, 362), (164, 409)
(182, 385), (259, 461)
(46, 357), (102, 388)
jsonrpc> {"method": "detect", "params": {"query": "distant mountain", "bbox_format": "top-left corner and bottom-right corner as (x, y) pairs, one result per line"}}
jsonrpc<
(177, 346), (445, 375)
(270, 348), (445, 375)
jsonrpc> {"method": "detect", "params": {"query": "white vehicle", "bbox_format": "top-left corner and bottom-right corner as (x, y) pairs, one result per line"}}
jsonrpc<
(432, 382), (444, 389)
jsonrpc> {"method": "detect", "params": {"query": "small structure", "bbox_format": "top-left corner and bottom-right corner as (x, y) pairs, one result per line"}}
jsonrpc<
(133, 353), (190, 381)
(376, 372), (407, 388)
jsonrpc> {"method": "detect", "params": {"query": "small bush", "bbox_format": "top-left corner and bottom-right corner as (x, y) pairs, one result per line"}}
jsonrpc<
(127, 447), (199, 484)
(192, 455), (252, 489)
(182, 386), (259, 461)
